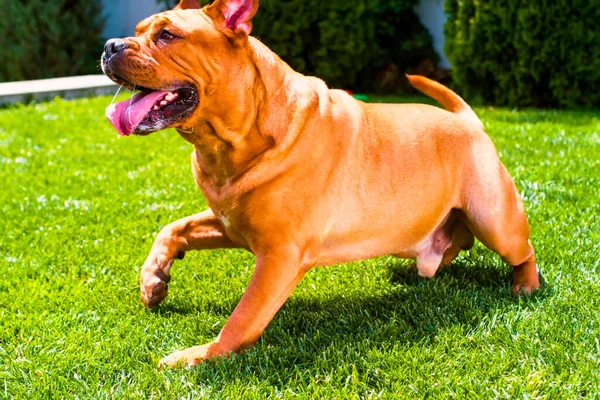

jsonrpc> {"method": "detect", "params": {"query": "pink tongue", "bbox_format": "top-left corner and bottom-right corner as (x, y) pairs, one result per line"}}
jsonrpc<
(105, 90), (170, 136)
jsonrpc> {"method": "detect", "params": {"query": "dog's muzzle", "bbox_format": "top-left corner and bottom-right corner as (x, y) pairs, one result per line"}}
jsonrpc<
(103, 39), (126, 60)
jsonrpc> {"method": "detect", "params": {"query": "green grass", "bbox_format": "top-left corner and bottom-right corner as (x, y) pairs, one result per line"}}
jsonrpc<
(1, 94), (599, 399)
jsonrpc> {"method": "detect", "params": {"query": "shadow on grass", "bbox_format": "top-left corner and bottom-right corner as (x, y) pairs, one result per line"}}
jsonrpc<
(271, 260), (549, 342)
(158, 257), (548, 317)
(156, 257), (549, 384)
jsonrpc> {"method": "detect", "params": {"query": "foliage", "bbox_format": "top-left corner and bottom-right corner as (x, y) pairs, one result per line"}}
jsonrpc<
(157, 0), (438, 91)
(444, 0), (600, 108)
(360, 1), (440, 91)
(0, 0), (105, 82)
(1, 93), (600, 397)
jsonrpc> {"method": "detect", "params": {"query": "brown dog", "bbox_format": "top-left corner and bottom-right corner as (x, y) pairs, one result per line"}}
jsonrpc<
(101, 0), (539, 367)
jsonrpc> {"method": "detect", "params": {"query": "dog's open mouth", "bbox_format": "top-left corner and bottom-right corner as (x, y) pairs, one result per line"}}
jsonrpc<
(105, 86), (198, 136)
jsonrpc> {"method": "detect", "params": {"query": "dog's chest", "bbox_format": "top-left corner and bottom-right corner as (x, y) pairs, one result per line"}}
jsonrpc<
(213, 207), (250, 248)
(218, 214), (231, 228)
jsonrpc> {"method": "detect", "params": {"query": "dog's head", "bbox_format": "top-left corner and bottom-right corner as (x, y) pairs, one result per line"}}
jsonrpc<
(102, 0), (259, 136)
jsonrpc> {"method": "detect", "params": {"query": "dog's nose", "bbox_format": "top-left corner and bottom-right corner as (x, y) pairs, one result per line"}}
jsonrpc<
(104, 39), (126, 58)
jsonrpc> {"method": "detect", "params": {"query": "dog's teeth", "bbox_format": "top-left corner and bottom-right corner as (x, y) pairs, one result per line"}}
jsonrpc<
(160, 100), (168, 106)
(165, 93), (175, 101)
(152, 105), (159, 111)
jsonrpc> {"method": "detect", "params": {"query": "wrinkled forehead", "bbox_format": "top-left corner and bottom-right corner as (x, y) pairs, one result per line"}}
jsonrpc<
(135, 13), (169, 36)
(134, 10), (209, 37)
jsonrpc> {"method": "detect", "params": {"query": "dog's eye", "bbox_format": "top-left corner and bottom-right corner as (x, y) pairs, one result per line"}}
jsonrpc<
(159, 29), (175, 41)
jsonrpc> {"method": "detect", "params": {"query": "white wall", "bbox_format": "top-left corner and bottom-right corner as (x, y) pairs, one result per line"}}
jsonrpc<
(102, 0), (164, 39)
(414, 0), (451, 68)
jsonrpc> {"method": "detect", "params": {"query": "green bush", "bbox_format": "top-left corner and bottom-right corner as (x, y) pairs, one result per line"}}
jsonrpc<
(444, 0), (600, 108)
(0, 1), (105, 82)
(253, 0), (382, 90)
(158, 0), (437, 92)
(360, 1), (440, 92)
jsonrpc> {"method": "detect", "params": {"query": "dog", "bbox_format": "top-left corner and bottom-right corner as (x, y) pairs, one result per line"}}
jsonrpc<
(101, 0), (539, 368)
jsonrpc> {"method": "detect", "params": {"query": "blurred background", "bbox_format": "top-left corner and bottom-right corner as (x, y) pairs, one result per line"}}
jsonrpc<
(1, 0), (599, 108)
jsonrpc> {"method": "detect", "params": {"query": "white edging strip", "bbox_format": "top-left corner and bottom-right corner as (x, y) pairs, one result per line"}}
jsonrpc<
(0, 75), (119, 105)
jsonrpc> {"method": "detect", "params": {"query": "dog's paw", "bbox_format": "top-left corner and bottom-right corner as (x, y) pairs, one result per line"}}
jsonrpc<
(511, 267), (542, 297)
(159, 343), (222, 369)
(140, 257), (172, 308)
(140, 247), (185, 308)
(510, 283), (539, 297)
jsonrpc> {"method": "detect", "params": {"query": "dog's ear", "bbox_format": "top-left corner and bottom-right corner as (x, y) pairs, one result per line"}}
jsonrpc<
(174, 0), (200, 10)
(205, 0), (258, 35)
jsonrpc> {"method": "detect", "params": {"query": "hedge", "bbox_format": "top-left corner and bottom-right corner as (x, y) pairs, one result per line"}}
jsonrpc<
(0, 1), (105, 83)
(444, 0), (600, 108)
(158, 0), (438, 92)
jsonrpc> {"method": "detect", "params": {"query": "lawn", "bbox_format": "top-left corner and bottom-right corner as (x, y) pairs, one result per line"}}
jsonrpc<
(1, 93), (599, 399)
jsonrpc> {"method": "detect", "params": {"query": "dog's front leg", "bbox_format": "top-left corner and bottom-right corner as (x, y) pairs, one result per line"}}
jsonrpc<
(140, 208), (237, 308)
(159, 249), (307, 368)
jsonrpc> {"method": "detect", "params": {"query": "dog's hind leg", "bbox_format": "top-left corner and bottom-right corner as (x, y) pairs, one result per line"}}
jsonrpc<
(463, 158), (539, 295)
(414, 211), (474, 278)
(414, 221), (452, 278)
(140, 208), (239, 308)
(442, 219), (474, 265)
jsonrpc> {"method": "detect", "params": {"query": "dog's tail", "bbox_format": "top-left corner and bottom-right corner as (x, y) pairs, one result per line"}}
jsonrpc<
(406, 74), (483, 131)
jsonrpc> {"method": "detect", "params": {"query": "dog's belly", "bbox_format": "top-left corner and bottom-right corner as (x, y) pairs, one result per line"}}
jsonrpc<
(312, 104), (475, 266)
(313, 120), (469, 265)
(317, 212), (451, 266)
(315, 179), (459, 266)
(317, 237), (419, 265)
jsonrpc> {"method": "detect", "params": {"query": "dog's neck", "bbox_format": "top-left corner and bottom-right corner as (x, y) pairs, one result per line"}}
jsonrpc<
(179, 36), (307, 188)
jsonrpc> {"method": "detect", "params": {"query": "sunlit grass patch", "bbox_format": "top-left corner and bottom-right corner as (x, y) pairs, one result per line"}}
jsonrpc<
(0, 95), (599, 398)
